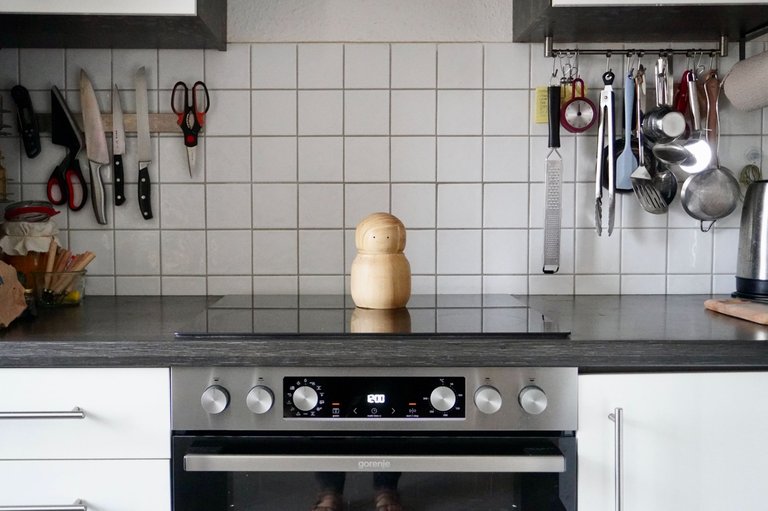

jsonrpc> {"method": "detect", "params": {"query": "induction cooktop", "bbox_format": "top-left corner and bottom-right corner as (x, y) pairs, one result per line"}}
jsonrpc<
(174, 294), (570, 338)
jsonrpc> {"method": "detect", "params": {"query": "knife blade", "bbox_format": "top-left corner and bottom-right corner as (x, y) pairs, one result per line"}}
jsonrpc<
(135, 66), (153, 220)
(79, 69), (109, 225)
(112, 84), (126, 206)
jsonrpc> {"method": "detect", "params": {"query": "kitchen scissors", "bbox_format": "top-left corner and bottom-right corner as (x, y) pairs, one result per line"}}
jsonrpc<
(47, 154), (88, 211)
(171, 80), (210, 177)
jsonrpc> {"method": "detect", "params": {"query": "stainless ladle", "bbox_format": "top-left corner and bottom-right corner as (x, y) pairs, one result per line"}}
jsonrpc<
(679, 70), (712, 174)
(680, 70), (739, 232)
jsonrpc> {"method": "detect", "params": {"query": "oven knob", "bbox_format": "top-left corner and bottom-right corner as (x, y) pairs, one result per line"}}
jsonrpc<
(247, 385), (275, 414)
(430, 386), (456, 412)
(474, 385), (502, 414)
(201, 385), (230, 415)
(518, 386), (548, 415)
(293, 385), (319, 412)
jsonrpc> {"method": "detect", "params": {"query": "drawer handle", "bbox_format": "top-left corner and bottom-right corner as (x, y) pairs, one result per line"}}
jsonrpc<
(0, 499), (86, 510)
(0, 407), (85, 420)
(608, 407), (623, 511)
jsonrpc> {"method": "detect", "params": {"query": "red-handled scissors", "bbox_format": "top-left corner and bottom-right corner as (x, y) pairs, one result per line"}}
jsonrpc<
(171, 81), (210, 176)
(47, 154), (88, 211)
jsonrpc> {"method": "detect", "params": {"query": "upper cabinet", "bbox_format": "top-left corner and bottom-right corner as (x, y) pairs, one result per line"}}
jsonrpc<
(0, 0), (226, 50)
(513, 0), (768, 45)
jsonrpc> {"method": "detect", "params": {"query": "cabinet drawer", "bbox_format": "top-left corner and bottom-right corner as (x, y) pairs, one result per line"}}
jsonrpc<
(0, 459), (169, 511)
(0, 368), (169, 459)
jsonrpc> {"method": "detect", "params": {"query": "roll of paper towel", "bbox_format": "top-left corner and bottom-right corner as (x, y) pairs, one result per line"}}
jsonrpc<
(723, 50), (768, 111)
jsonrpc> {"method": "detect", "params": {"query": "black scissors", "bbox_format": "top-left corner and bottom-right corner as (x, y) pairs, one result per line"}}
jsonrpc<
(171, 81), (210, 177)
(47, 154), (88, 211)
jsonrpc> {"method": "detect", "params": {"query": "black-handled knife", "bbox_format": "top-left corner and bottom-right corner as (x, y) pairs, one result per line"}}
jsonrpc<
(135, 67), (153, 219)
(11, 85), (41, 159)
(112, 84), (126, 206)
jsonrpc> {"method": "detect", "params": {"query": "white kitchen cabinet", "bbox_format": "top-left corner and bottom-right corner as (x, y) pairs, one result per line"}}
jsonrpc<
(578, 372), (768, 511)
(0, 459), (170, 511)
(0, 367), (171, 511)
(0, 368), (170, 459)
(553, 0), (765, 5)
(0, 0), (225, 49)
(0, 0), (196, 15)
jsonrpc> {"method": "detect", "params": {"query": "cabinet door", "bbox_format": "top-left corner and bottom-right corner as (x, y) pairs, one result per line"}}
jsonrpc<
(0, 368), (170, 459)
(578, 372), (768, 511)
(0, 459), (169, 511)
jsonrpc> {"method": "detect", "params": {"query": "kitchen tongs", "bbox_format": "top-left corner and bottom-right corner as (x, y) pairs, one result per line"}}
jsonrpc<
(595, 70), (616, 236)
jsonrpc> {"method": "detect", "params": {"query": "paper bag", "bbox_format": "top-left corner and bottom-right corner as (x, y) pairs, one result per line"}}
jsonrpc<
(0, 260), (27, 328)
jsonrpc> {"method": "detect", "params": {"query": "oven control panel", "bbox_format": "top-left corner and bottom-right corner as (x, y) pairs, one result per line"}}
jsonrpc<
(171, 367), (578, 432)
(284, 376), (465, 419)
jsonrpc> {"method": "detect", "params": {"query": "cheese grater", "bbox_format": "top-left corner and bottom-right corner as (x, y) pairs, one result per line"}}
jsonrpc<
(543, 84), (562, 274)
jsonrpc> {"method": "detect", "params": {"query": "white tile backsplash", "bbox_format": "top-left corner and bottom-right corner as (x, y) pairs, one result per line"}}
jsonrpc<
(159, 49), (204, 90)
(437, 44), (483, 89)
(252, 183), (297, 228)
(391, 44), (436, 89)
(392, 137), (436, 182)
(5, 41), (765, 296)
(205, 43), (251, 89)
(298, 137), (343, 182)
(251, 44), (297, 89)
(391, 90), (436, 135)
(159, 184), (206, 229)
(252, 137), (297, 181)
(298, 44), (343, 89)
(437, 137), (482, 181)
(298, 90), (343, 135)
(344, 44), (389, 89)
(345, 137), (390, 182)
(437, 230), (482, 274)
(252, 90), (296, 135)
(161, 231), (207, 275)
(205, 137), (251, 182)
(298, 184), (343, 228)
(437, 90), (483, 135)
(344, 90), (389, 135)
(438, 184), (482, 228)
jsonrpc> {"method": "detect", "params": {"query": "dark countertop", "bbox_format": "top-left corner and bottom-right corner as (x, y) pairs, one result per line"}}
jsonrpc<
(1, 295), (767, 372)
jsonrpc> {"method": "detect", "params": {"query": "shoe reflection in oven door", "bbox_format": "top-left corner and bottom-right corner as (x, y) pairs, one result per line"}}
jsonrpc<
(173, 435), (576, 511)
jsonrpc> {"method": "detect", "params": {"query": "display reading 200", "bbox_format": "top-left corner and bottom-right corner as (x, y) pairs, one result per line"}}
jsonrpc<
(367, 394), (386, 404)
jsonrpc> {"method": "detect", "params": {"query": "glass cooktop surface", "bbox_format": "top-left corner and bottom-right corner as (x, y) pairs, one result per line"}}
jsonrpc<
(175, 294), (569, 338)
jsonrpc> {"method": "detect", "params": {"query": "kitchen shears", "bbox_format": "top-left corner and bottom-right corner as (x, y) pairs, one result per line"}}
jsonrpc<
(47, 150), (88, 211)
(171, 80), (210, 177)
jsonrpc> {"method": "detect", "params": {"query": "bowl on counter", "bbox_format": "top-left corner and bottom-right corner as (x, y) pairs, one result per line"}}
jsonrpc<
(32, 270), (86, 307)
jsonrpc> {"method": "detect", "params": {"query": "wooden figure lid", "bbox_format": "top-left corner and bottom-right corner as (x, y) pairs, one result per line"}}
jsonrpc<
(355, 212), (406, 254)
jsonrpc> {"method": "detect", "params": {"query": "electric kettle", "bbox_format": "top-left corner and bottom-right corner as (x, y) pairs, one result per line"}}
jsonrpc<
(736, 180), (768, 298)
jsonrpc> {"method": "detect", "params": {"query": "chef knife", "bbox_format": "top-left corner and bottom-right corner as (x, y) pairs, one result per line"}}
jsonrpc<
(79, 70), (109, 225)
(135, 66), (153, 220)
(112, 84), (126, 206)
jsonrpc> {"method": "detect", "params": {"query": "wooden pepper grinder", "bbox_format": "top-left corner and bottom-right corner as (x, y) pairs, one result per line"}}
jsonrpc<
(351, 212), (411, 309)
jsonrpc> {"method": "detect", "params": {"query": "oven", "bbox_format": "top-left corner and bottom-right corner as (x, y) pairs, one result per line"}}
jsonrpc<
(171, 367), (577, 511)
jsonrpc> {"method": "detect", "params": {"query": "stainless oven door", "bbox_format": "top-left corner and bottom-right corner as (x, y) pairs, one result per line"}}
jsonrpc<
(173, 434), (576, 511)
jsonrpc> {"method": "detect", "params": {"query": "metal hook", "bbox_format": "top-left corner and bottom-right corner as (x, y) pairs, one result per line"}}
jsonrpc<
(605, 52), (612, 72)
(573, 50), (580, 78)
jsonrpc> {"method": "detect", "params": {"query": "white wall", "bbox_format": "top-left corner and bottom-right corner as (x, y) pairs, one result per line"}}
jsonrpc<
(0, 3), (766, 296)
(228, 0), (515, 43)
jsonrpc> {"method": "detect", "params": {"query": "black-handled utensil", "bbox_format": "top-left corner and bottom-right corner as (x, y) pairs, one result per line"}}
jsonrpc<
(11, 85), (41, 159)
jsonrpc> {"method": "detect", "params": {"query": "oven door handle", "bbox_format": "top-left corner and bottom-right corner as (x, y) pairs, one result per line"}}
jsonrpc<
(184, 454), (565, 473)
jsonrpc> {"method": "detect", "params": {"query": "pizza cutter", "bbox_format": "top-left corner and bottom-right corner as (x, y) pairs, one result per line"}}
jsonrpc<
(560, 78), (596, 133)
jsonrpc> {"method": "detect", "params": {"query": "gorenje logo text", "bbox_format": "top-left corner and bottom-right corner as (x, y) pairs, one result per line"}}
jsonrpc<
(358, 459), (392, 470)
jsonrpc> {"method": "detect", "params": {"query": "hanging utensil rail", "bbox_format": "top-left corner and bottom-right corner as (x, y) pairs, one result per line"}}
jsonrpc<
(544, 35), (729, 58)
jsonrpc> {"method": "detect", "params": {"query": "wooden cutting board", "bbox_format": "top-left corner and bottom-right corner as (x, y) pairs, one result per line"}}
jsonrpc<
(704, 298), (768, 325)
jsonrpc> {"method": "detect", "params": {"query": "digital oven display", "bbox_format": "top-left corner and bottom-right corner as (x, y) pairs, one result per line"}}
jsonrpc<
(283, 376), (465, 419)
